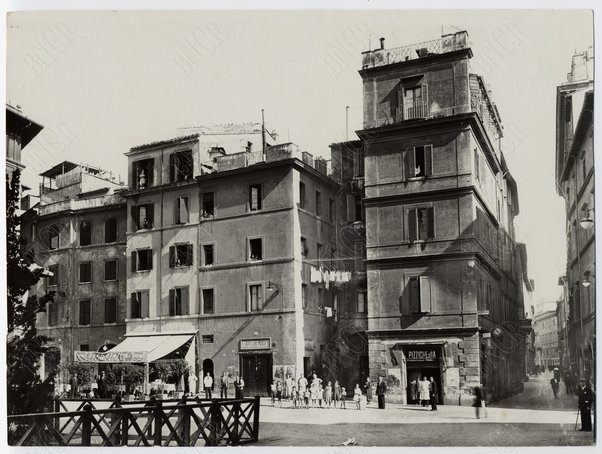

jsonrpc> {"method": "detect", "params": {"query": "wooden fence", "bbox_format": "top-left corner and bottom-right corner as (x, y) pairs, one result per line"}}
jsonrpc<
(8, 396), (260, 447)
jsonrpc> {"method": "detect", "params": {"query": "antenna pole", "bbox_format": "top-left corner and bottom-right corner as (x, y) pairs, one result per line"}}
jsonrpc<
(261, 109), (266, 152)
(346, 106), (349, 141)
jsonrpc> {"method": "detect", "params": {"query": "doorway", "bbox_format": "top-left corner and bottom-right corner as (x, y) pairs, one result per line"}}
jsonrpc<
(406, 365), (443, 404)
(241, 353), (272, 396)
(202, 358), (214, 390)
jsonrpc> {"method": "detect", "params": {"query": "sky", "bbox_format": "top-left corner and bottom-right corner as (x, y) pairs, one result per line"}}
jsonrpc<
(6, 9), (594, 303)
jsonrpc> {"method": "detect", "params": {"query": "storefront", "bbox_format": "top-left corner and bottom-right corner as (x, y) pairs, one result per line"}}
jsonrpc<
(238, 337), (272, 396)
(404, 345), (443, 405)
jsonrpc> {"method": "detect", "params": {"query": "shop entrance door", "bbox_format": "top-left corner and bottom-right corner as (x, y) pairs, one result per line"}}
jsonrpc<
(241, 353), (272, 396)
(406, 365), (443, 404)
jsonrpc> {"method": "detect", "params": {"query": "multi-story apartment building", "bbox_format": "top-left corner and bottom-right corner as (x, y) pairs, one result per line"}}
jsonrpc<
(347, 31), (531, 404)
(532, 310), (559, 370)
(21, 162), (127, 381)
(118, 136), (338, 395)
(555, 47), (595, 384)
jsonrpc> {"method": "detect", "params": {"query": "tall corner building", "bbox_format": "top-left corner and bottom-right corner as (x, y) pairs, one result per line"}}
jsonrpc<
(346, 31), (531, 404)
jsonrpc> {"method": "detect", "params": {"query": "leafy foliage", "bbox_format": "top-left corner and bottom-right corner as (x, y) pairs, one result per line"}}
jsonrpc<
(6, 170), (56, 414)
(153, 359), (191, 390)
(106, 364), (145, 393)
(61, 362), (96, 385)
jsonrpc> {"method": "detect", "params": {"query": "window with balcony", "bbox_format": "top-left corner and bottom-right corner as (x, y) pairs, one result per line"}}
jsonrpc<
(202, 288), (214, 314)
(132, 204), (154, 230)
(357, 291), (367, 314)
(407, 207), (435, 242)
(407, 276), (431, 313)
(104, 297), (117, 323)
(169, 243), (193, 267)
(79, 300), (91, 325)
(79, 221), (92, 246)
(79, 262), (92, 283)
(105, 218), (117, 243)
(174, 196), (189, 224)
(401, 83), (429, 120)
(170, 150), (193, 183)
(133, 158), (154, 189)
(248, 283), (263, 312)
(131, 249), (153, 272)
(249, 184), (262, 211)
(104, 259), (117, 281)
(130, 290), (149, 319)
(47, 264), (59, 286)
(315, 191), (322, 216)
(248, 237), (263, 261)
(169, 287), (189, 316)
(404, 145), (432, 179)
(202, 244), (214, 266)
(201, 192), (214, 217)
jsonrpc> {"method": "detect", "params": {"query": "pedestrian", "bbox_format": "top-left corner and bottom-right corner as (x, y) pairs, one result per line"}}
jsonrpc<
(318, 384), (324, 408)
(550, 376), (560, 399)
(285, 375), (293, 400)
(304, 388), (310, 409)
(220, 372), (229, 399)
(364, 378), (373, 405)
(429, 377), (438, 411)
(376, 376), (387, 409)
(97, 371), (106, 399)
(276, 380), (283, 406)
(203, 372), (213, 399)
(333, 380), (341, 408)
(340, 387), (347, 409)
(410, 378), (418, 404)
(353, 384), (362, 410)
(187, 372), (198, 396)
(234, 375), (245, 398)
(270, 381), (277, 406)
(473, 386), (484, 419)
(419, 376), (430, 406)
(577, 378), (594, 431)
(298, 373), (308, 395)
(324, 381), (333, 408)
(564, 370), (573, 394)
(292, 386), (298, 408)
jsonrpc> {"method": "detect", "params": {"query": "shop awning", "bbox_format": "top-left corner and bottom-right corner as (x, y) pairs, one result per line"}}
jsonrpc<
(74, 334), (194, 363)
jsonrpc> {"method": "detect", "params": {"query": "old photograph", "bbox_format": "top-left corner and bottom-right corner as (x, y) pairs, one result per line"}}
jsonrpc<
(4, 5), (597, 448)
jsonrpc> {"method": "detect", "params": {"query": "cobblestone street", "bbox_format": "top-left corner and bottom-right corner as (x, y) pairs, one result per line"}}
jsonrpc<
(256, 373), (595, 446)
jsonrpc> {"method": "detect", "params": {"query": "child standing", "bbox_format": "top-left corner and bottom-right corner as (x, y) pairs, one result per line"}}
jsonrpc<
(270, 381), (277, 406)
(340, 387), (346, 409)
(318, 384), (324, 408)
(324, 381), (333, 408)
(276, 380), (282, 407)
(291, 386), (298, 408)
(353, 383), (362, 410)
(304, 388), (310, 409)
(333, 380), (341, 409)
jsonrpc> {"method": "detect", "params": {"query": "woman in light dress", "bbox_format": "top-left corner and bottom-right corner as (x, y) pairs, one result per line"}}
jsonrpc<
(419, 376), (430, 406)
(353, 383), (363, 410)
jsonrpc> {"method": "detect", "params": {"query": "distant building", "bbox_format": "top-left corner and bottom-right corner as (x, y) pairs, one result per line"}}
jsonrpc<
(555, 47), (595, 384)
(532, 310), (559, 370)
(21, 161), (127, 382)
(350, 30), (531, 404)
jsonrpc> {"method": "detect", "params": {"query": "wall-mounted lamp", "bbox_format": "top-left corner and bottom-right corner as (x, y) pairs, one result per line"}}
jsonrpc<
(579, 205), (595, 230)
(582, 271), (592, 288)
(266, 281), (279, 291)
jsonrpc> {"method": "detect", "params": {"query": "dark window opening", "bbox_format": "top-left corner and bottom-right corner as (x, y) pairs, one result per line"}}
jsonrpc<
(249, 184), (262, 211)
(80, 344), (90, 351)
(203, 244), (214, 266)
(202, 192), (214, 217)
(105, 218), (117, 243)
(47, 302), (57, 326)
(404, 145), (432, 179)
(104, 298), (117, 324)
(408, 276), (431, 313)
(49, 230), (60, 250)
(79, 300), (91, 325)
(132, 204), (154, 230)
(301, 237), (308, 259)
(357, 292), (367, 313)
(249, 238), (263, 261)
(130, 291), (149, 319)
(133, 158), (154, 189)
(299, 182), (306, 209)
(169, 287), (189, 316)
(80, 221), (92, 246)
(175, 196), (189, 224)
(170, 150), (193, 182)
(329, 198), (335, 222)
(131, 249), (153, 272)
(202, 335), (214, 344)
(315, 191), (322, 216)
(169, 243), (193, 267)
(47, 264), (59, 286)
(104, 259), (117, 281)
(408, 207), (435, 242)
(249, 284), (263, 312)
(302, 284), (308, 309)
(202, 288), (215, 314)
(79, 262), (92, 283)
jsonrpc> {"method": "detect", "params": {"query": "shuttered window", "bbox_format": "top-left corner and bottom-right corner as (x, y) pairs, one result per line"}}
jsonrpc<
(105, 218), (117, 243)
(407, 207), (435, 241)
(132, 204), (154, 230)
(169, 243), (193, 267)
(131, 249), (153, 272)
(79, 300), (91, 325)
(404, 145), (432, 179)
(248, 284), (263, 312)
(131, 291), (150, 319)
(169, 287), (189, 316)
(104, 298), (117, 324)
(407, 276), (431, 314)
(174, 196), (189, 224)
(249, 184), (262, 211)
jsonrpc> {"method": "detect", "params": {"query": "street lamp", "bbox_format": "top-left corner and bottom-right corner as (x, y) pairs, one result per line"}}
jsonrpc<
(579, 205), (595, 230)
(582, 270), (592, 288)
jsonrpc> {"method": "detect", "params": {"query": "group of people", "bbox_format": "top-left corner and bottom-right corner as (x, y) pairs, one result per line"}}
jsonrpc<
(202, 372), (246, 399)
(269, 373), (388, 410)
(408, 376), (439, 411)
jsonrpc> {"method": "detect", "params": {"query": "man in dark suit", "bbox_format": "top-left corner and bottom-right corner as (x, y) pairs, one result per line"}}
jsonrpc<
(577, 378), (594, 431)
(376, 376), (387, 409)
(429, 377), (438, 411)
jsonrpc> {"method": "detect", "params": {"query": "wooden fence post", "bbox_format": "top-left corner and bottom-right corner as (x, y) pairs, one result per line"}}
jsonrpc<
(177, 406), (191, 446)
(208, 400), (221, 446)
(252, 396), (260, 442)
(81, 403), (93, 446)
(232, 401), (240, 445)
(53, 398), (60, 432)
(153, 400), (163, 446)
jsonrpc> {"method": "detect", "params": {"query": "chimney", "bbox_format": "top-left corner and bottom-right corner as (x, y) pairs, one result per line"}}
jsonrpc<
(245, 141), (253, 153)
(209, 146), (226, 161)
(379, 37), (385, 50)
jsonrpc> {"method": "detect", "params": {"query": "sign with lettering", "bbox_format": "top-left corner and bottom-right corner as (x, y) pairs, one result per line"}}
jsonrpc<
(240, 338), (271, 351)
(406, 348), (438, 362)
(74, 351), (147, 363)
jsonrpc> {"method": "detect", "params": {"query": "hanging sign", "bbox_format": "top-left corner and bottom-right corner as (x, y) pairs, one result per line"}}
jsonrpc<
(406, 347), (438, 362)
(74, 350), (148, 363)
(240, 338), (271, 351)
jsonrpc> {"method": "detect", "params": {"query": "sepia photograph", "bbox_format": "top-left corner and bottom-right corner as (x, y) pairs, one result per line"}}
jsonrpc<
(4, 3), (597, 449)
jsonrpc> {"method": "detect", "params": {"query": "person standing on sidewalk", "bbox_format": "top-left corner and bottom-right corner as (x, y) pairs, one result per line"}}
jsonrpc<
(550, 376), (560, 399)
(473, 386), (483, 419)
(376, 376), (387, 409)
(429, 377), (438, 411)
(364, 378), (373, 405)
(298, 373), (308, 396)
(419, 377), (430, 407)
(333, 380), (341, 409)
(577, 378), (594, 431)
(234, 375), (245, 398)
(203, 372), (213, 399)
(220, 372), (229, 399)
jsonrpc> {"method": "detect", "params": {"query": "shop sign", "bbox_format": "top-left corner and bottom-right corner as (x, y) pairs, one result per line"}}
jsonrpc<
(240, 338), (271, 351)
(74, 350), (147, 363)
(406, 348), (438, 362)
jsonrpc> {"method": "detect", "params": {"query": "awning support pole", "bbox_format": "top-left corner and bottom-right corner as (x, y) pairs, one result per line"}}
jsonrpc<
(145, 362), (150, 395)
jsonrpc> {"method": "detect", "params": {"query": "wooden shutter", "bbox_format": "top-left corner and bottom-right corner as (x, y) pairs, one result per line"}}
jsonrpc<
(185, 244), (193, 266)
(346, 195), (356, 222)
(169, 246), (175, 268)
(474, 149), (480, 180)
(408, 277), (420, 313)
(147, 204), (154, 225)
(424, 145), (433, 176)
(419, 276), (431, 313)
(181, 287), (189, 315)
(180, 197), (189, 223)
(168, 289), (175, 316)
(130, 293), (137, 318)
(131, 206), (139, 230)
(148, 250), (153, 270)
(141, 292), (149, 318)
(169, 153), (176, 182)
(427, 207), (435, 238)
(131, 251), (137, 272)
(408, 209), (417, 242)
